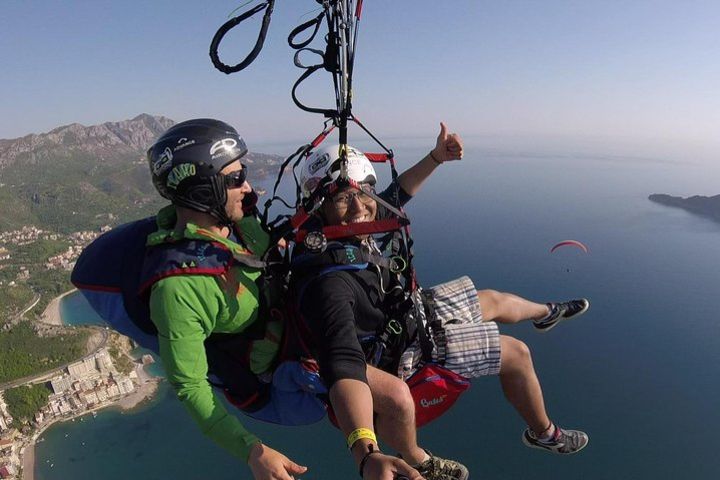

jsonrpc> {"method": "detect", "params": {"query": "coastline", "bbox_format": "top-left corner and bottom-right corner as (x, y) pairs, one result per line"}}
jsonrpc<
(21, 377), (160, 480)
(21, 366), (161, 480)
(38, 289), (76, 326)
(114, 365), (161, 412)
(22, 290), (162, 480)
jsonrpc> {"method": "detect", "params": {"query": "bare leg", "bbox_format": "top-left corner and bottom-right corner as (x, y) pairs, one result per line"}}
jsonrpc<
(478, 289), (549, 324)
(498, 335), (551, 434)
(366, 365), (427, 465)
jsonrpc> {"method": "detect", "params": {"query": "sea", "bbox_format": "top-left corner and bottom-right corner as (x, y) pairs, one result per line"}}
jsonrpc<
(35, 139), (720, 479)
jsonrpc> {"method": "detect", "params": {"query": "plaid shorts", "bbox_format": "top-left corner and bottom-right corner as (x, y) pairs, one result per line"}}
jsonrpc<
(397, 276), (501, 380)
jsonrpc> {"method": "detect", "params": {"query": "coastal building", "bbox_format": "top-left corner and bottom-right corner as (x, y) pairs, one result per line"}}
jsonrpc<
(0, 450), (17, 478)
(95, 388), (108, 403)
(95, 349), (113, 373)
(50, 375), (73, 394)
(0, 463), (16, 479)
(79, 378), (94, 391)
(68, 356), (98, 379)
(0, 396), (8, 432)
(107, 384), (120, 398)
(117, 378), (135, 395)
(47, 396), (74, 417)
(0, 339), (150, 478)
(82, 391), (99, 406)
(68, 395), (83, 410)
(0, 439), (12, 456)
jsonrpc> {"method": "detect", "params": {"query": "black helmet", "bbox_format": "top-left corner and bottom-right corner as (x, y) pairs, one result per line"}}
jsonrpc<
(147, 118), (248, 223)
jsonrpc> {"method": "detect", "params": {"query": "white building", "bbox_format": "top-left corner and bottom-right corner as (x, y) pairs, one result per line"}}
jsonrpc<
(107, 384), (120, 398)
(82, 391), (99, 406)
(95, 388), (108, 403)
(50, 375), (73, 394)
(118, 378), (135, 395)
(67, 356), (98, 379)
(0, 396), (7, 421)
(95, 349), (113, 373)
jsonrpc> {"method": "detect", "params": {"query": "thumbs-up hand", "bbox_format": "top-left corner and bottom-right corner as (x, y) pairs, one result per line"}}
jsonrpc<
(430, 122), (463, 164)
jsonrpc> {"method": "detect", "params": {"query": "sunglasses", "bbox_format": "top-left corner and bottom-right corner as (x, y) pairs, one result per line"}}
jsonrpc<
(223, 164), (248, 189)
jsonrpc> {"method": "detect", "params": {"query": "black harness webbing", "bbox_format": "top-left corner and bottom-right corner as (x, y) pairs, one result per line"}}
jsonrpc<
(209, 0), (276, 74)
(292, 243), (403, 273)
(209, 1), (422, 298)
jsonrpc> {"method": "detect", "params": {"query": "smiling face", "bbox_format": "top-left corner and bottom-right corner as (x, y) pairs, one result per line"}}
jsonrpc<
(321, 184), (378, 232)
(221, 160), (252, 223)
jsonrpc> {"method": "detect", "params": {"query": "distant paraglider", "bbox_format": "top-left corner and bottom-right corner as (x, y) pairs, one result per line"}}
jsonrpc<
(550, 240), (589, 254)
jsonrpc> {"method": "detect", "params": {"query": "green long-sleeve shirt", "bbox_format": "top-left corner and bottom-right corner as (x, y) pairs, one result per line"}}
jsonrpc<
(148, 209), (278, 462)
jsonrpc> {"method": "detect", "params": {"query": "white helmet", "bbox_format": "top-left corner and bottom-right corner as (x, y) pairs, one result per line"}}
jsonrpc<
(299, 144), (377, 199)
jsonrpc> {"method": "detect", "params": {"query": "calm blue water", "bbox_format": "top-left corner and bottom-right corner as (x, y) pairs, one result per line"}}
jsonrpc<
(37, 143), (720, 479)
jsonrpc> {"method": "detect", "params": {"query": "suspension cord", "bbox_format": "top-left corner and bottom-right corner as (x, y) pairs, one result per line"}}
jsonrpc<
(209, 1), (421, 291)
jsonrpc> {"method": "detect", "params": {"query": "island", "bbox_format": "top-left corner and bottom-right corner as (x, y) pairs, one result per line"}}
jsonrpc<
(648, 194), (720, 223)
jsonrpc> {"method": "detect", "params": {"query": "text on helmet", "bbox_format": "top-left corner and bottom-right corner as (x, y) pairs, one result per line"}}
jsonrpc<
(167, 164), (196, 190)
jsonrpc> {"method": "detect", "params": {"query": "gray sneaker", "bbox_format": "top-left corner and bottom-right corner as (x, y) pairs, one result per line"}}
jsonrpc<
(533, 299), (589, 333)
(414, 450), (469, 480)
(522, 426), (589, 455)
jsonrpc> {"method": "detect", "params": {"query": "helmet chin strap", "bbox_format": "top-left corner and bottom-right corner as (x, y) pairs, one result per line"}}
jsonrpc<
(172, 176), (234, 228)
(208, 175), (234, 227)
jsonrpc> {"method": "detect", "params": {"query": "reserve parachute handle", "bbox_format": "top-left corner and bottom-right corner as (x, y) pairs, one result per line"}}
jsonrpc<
(209, 0), (276, 74)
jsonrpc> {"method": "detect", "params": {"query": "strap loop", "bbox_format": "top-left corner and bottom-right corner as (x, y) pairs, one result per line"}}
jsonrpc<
(209, 0), (275, 74)
(293, 47), (325, 69)
(288, 10), (324, 48)
(358, 445), (381, 478)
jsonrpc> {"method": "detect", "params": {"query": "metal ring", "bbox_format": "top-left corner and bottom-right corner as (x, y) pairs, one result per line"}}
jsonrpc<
(389, 255), (406, 273)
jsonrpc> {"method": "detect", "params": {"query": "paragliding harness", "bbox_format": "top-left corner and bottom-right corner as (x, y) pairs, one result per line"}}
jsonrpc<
(209, 0), (471, 427)
(290, 239), (470, 428)
(71, 207), (331, 427)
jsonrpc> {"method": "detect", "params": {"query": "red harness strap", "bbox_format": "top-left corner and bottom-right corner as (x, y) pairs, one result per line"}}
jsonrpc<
(364, 152), (391, 163)
(296, 218), (407, 243)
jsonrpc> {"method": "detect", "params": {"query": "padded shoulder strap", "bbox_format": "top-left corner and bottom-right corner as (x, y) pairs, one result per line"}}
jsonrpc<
(138, 240), (233, 294)
(292, 243), (400, 273)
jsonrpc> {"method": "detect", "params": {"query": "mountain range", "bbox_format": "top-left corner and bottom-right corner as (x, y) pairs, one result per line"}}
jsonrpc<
(649, 193), (720, 223)
(0, 115), (283, 233)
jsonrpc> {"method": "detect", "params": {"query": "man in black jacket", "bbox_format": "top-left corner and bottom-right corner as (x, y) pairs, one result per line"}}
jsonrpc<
(296, 124), (590, 479)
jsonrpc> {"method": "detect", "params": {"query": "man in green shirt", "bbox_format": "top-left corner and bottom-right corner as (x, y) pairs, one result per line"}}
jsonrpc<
(145, 118), (421, 480)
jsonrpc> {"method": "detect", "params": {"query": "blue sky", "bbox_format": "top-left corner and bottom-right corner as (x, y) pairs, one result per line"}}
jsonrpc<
(1, 1), (719, 158)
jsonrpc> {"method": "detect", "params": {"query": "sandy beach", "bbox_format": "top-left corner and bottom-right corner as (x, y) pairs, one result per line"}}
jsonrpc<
(115, 365), (161, 411)
(21, 438), (34, 480)
(38, 289), (76, 326)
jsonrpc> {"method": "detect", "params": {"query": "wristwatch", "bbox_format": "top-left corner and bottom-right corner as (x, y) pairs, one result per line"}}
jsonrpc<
(304, 230), (327, 253)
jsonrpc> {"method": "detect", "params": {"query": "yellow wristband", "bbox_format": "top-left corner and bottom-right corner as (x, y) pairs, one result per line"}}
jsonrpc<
(347, 428), (377, 449)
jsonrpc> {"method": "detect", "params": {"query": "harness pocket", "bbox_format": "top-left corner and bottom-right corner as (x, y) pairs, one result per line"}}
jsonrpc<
(406, 363), (470, 427)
